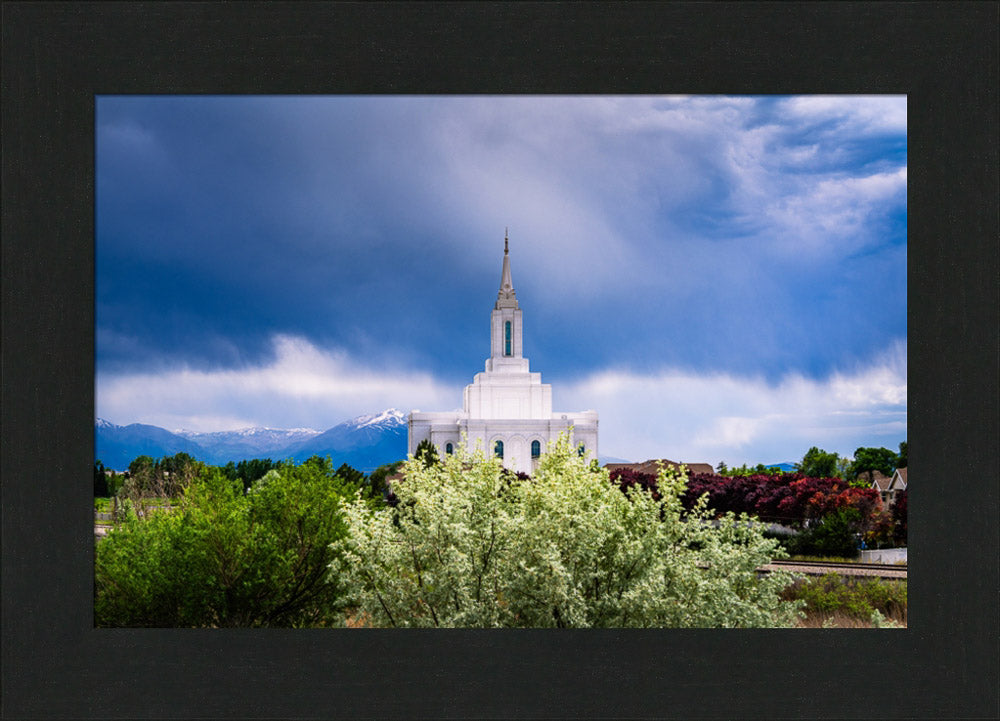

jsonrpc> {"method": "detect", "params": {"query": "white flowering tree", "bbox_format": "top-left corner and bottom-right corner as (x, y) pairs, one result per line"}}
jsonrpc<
(331, 434), (801, 627)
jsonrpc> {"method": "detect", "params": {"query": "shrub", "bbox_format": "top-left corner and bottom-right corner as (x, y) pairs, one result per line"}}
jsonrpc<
(95, 461), (363, 627)
(892, 489), (907, 545)
(367, 460), (403, 502)
(331, 434), (802, 628)
(786, 508), (861, 558)
(782, 573), (906, 620)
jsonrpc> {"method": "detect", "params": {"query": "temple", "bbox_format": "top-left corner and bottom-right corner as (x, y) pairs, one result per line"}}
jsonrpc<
(407, 232), (598, 474)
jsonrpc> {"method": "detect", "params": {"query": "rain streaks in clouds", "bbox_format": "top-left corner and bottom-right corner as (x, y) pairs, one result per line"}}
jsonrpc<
(96, 95), (906, 464)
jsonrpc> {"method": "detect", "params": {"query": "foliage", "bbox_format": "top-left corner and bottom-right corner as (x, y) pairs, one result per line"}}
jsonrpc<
(679, 470), (884, 532)
(331, 434), (802, 628)
(892, 489), (907, 545)
(863, 510), (896, 548)
(796, 446), (841, 479)
(335, 462), (365, 488)
(848, 446), (898, 482)
(366, 460), (404, 503)
(414, 438), (440, 467)
(869, 609), (903, 628)
(789, 508), (861, 558)
(94, 460), (109, 497)
(716, 462), (786, 477)
(222, 458), (282, 491)
(95, 460), (363, 627)
(607, 466), (660, 500)
(896, 441), (907, 468)
(106, 470), (125, 497)
(782, 572), (906, 621)
(120, 452), (202, 512)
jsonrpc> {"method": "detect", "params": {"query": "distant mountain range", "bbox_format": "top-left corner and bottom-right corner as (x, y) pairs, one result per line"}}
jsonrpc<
(96, 410), (408, 473)
(96, 410), (704, 475)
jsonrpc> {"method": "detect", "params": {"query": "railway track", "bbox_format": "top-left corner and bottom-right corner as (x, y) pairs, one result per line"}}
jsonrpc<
(761, 559), (907, 579)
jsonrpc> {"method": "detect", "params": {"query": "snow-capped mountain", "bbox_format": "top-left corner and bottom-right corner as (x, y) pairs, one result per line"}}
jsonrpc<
(95, 410), (408, 473)
(95, 419), (208, 470)
(286, 409), (407, 471)
(345, 408), (407, 430)
(174, 426), (322, 460)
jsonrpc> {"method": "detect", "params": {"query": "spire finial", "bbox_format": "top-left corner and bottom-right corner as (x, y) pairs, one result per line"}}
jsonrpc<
(497, 227), (517, 306)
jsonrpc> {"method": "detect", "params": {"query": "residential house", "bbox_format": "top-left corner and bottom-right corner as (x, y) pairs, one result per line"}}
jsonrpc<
(868, 467), (907, 508)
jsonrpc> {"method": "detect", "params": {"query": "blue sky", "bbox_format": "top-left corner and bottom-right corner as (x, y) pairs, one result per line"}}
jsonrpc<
(96, 95), (906, 465)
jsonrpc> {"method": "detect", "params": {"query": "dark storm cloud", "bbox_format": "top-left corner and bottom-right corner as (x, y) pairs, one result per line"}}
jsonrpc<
(96, 95), (906, 462)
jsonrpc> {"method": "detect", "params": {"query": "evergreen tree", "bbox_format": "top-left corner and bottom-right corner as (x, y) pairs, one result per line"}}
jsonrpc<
(414, 438), (440, 467)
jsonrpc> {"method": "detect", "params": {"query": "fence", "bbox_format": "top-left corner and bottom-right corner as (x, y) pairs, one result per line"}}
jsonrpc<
(859, 547), (907, 564)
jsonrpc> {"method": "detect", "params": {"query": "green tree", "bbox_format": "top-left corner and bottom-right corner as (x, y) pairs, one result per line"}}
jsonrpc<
(95, 461), (361, 627)
(127, 455), (155, 485)
(793, 507), (861, 558)
(796, 447), (841, 478)
(94, 459), (108, 497)
(223, 458), (281, 491)
(848, 447), (898, 482)
(335, 463), (365, 488)
(332, 434), (802, 628)
(366, 460), (403, 500)
(120, 455), (158, 515)
(414, 438), (440, 467)
(158, 451), (200, 495)
(896, 441), (907, 468)
(106, 470), (125, 497)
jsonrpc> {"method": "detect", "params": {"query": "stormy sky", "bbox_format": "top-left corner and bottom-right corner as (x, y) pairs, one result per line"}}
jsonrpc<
(96, 95), (907, 465)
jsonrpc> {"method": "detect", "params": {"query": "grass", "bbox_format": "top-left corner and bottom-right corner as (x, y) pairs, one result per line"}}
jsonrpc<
(795, 608), (907, 628)
(784, 553), (860, 564)
(782, 572), (906, 628)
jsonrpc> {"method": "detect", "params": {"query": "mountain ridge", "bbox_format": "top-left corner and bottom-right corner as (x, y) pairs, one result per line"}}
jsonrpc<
(96, 409), (631, 474)
(96, 410), (408, 473)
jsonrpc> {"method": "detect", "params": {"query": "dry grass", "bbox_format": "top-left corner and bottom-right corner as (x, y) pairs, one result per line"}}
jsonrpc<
(344, 608), (372, 628)
(796, 608), (907, 628)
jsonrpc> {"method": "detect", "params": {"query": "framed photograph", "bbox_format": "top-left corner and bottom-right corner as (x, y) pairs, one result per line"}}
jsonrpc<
(3, 2), (997, 718)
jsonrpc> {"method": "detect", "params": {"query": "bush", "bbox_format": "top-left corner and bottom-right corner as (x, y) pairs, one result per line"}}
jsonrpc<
(782, 573), (906, 620)
(95, 461), (365, 627)
(785, 508), (861, 558)
(892, 489), (907, 545)
(367, 460), (403, 502)
(331, 434), (802, 628)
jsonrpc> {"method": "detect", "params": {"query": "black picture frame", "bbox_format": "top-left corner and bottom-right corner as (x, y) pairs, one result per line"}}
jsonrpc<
(3, 2), (997, 719)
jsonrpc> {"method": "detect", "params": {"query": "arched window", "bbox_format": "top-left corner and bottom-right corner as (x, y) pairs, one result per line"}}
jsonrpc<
(504, 321), (512, 356)
(578, 444), (586, 457)
(494, 440), (504, 458)
(445, 442), (454, 455)
(531, 440), (541, 459)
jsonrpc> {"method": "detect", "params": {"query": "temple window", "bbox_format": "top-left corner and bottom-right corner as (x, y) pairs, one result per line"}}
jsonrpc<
(494, 440), (504, 458)
(531, 440), (541, 458)
(504, 321), (512, 356)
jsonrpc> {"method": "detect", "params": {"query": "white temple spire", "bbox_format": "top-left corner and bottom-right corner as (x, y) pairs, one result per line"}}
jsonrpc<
(407, 228), (598, 475)
(497, 229), (517, 307)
